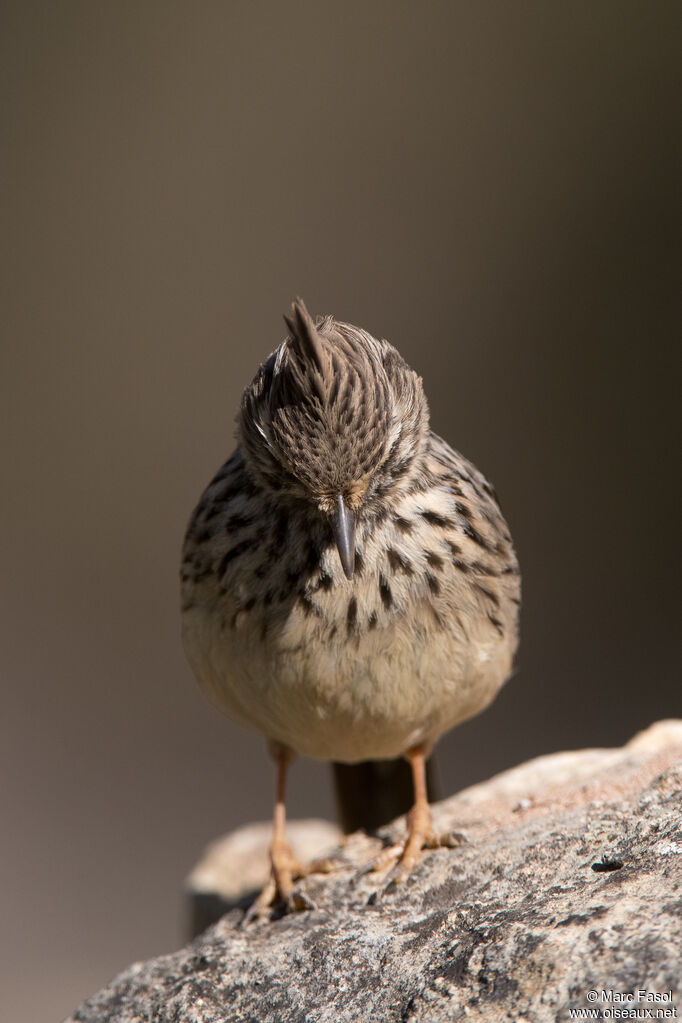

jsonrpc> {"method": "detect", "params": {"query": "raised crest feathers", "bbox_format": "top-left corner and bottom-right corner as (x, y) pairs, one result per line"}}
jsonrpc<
(283, 297), (326, 374)
(283, 297), (331, 403)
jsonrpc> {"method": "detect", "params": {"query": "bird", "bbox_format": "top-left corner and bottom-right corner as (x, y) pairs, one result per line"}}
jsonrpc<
(180, 298), (520, 915)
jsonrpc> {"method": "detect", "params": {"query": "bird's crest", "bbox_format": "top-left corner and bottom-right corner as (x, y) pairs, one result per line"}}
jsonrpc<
(239, 297), (428, 505)
(282, 297), (331, 405)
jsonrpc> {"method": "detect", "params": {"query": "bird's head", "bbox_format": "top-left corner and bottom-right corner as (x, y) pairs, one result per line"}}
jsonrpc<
(239, 298), (429, 579)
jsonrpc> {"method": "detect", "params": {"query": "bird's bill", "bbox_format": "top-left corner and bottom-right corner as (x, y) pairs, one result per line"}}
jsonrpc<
(331, 494), (356, 580)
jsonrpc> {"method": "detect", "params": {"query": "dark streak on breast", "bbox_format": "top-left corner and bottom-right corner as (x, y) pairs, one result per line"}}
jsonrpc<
(226, 513), (254, 532)
(379, 574), (393, 609)
(346, 597), (357, 634)
(387, 548), (413, 575)
(298, 591), (320, 617)
(461, 521), (489, 549)
(217, 538), (257, 579)
(315, 572), (333, 592)
(420, 509), (452, 528)
(474, 583), (500, 607)
(488, 613), (504, 635)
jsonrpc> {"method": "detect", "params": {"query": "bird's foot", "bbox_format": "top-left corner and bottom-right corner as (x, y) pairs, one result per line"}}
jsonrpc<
(243, 839), (343, 923)
(368, 803), (466, 886)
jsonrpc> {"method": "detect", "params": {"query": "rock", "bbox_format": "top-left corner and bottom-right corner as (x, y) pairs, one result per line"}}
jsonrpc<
(66, 721), (682, 1023)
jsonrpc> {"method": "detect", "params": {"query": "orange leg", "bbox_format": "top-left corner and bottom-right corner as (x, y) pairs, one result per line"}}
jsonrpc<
(398, 746), (435, 876)
(244, 751), (339, 921)
(371, 746), (466, 883)
(269, 752), (300, 901)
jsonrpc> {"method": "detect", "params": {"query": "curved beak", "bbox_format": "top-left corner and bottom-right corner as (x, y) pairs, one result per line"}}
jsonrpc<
(331, 494), (356, 580)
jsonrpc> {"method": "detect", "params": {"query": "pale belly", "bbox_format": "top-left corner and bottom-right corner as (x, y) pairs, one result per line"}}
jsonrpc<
(182, 595), (513, 762)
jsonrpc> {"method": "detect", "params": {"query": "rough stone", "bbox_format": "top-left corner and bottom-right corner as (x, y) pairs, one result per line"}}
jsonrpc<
(66, 720), (682, 1023)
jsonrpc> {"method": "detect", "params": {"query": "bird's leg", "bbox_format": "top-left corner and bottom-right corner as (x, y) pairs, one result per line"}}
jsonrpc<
(370, 746), (465, 882)
(398, 746), (452, 877)
(245, 750), (300, 919)
(268, 751), (297, 896)
(245, 750), (340, 921)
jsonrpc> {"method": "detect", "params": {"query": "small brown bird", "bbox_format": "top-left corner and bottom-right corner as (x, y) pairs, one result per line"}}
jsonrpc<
(181, 299), (520, 914)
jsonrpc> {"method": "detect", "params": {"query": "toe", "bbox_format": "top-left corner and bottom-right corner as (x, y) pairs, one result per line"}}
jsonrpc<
(423, 829), (467, 850)
(242, 875), (278, 925)
(365, 843), (404, 876)
(300, 853), (347, 876)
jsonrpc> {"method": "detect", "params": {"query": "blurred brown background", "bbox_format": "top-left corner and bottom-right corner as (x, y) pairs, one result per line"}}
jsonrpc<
(1, 2), (680, 1020)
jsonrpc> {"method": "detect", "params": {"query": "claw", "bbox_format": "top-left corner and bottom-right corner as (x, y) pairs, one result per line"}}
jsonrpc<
(286, 889), (316, 912)
(435, 830), (467, 849)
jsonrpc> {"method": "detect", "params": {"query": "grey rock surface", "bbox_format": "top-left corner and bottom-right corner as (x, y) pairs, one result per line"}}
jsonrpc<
(66, 721), (682, 1023)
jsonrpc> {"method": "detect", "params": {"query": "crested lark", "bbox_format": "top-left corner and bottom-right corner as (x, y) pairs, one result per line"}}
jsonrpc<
(181, 299), (520, 914)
